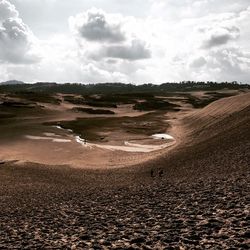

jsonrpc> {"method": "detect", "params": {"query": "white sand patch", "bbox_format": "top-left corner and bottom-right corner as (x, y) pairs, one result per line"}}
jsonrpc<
(26, 135), (71, 143)
(53, 139), (72, 143)
(75, 136), (92, 148)
(92, 144), (152, 152)
(53, 125), (63, 130)
(91, 140), (176, 152)
(124, 141), (159, 149)
(26, 135), (51, 140)
(53, 125), (73, 133)
(75, 136), (85, 145)
(74, 136), (176, 153)
(152, 133), (174, 140)
(43, 132), (61, 137)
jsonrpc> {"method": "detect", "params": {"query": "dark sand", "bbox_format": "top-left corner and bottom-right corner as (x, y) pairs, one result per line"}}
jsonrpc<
(0, 93), (249, 249)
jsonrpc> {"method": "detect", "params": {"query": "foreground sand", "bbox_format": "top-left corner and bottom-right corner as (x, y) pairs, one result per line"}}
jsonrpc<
(0, 93), (249, 249)
(0, 164), (249, 249)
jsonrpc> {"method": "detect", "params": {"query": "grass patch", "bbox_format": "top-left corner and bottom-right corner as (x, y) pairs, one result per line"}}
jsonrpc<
(64, 96), (86, 105)
(84, 101), (117, 108)
(84, 94), (136, 105)
(10, 91), (61, 105)
(185, 92), (237, 108)
(64, 95), (118, 108)
(133, 100), (180, 111)
(72, 107), (115, 115)
(1, 101), (35, 108)
(0, 112), (16, 119)
(205, 92), (237, 98)
(185, 96), (216, 108)
(0, 101), (46, 119)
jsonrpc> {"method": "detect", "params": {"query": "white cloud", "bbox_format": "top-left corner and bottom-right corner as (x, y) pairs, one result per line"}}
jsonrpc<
(0, 0), (250, 83)
(80, 63), (128, 83)
(0, 0), (40, 64)
(0, 0), (18, 21)
(205, 47), (250, 81)
(70, 8), (152, 62)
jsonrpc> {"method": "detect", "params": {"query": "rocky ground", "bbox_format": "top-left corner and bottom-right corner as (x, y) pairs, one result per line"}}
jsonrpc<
(0, 163), (249, 249)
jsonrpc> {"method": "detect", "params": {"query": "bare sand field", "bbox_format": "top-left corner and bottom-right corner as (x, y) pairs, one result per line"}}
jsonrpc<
(0, 93), (186, 168)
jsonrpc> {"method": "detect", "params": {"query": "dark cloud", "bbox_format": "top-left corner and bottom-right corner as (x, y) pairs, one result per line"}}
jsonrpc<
(105, 40), (151, 60)
(190, 56), (206, 68)
(88, 39), (151, 61)
(202, 26), (240, 48)
(72, 9), (125, 43)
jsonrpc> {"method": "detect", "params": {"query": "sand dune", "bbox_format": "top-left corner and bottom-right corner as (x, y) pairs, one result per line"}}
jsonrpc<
(143, 92), (250, 179)
(184, 92), (250, 130)
(0, 92), (249, 249)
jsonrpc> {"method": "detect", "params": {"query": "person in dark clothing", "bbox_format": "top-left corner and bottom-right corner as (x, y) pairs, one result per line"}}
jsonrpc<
(159, 168), (164, 177)
(150, 169), (154, 177)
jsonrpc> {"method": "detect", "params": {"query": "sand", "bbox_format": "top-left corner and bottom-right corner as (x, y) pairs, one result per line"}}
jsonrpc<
(0, 91), (249, 248)
(0, 96), (182, 168)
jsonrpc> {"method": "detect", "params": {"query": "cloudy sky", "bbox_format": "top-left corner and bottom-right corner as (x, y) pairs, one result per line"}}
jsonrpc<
(0, 0), (250, 83)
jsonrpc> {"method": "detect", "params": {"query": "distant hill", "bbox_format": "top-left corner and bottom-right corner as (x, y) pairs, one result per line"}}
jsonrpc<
(0, 81), (249, 94)
(0, 80), (25, 85)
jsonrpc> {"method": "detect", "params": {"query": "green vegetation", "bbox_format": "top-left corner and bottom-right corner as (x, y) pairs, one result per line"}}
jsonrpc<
(205, 92), (237, 99)
(0, 81), (248, 95)
(64, 95), (86, 105)
(0, 99), (46, 119)
(1, 101), (35, 108)
(84, 101), (117, 108)
(64, 95), (118, 108)
(185, 92), (237, 108)
(133, 100), (180, 111)
(0, 82), (247, 113)
(86, 93), (159, 106)
(66, 93), (182, 111)
(72, 107), (115, 115)
(10, 91), (61, 104)
(0, 112), (16, 119)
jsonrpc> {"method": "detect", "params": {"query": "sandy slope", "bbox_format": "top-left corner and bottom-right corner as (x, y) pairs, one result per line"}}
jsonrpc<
(142, 92), (250, 179)
(183, 92), (250, 142)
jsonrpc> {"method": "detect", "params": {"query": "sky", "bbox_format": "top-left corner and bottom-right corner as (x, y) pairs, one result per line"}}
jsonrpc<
(0, 0), (250, 84)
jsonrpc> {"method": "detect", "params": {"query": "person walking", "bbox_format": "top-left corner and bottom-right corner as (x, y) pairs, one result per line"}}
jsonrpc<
(150, 169), (154, 177)
(159, 168), (164, 177)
